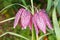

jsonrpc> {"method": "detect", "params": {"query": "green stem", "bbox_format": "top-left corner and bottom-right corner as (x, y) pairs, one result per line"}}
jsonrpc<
(31, 0), (34, 15)
(31, 0), (35, 40)
(32, 26), (34, 40)
(36, 35), (38, 40)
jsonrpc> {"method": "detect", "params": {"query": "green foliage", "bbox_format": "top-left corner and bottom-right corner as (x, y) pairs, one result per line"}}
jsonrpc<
(46, 0), (52, 12)
(57, 0), (60, 15)
(0, 0), (60, 40)
(52, 8), (60, 40)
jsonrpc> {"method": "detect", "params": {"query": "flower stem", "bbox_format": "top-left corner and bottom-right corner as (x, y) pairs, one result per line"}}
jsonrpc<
(32, 26), (34, 40)
(31, 0), (36, 40)
(31, 0), (34, 15)
(36, 35), (38, 40)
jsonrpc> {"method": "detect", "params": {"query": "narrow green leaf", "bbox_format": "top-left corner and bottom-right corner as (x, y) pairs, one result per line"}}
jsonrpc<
(21, 0), (27, 6)
(0, 17), (15, 23)
(0, 3), (28, 13)
(52, 8), (60, 40)
(54, 0), (59, 7)
(38, 33), (52, 40)
(3, 0), (12, 6)
(57, 0), (60, 15)
(46, 0), (52, 12)
(0, 32), (29, 40)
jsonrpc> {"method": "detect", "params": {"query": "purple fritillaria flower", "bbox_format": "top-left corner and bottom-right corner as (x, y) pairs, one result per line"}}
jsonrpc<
(14, 8), (53, 35)
(32, 13), (46, 35)
(14, 8), (32, 29)
(38, 9), (52, 30)
(32, 9), (53, 35)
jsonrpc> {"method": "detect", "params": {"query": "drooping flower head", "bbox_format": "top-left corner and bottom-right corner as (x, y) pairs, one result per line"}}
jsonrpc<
(14, 8), (32, 29)
(32, 9), (53, 35)
(14, 8), (53, 35)
(38, 9), (52, 30)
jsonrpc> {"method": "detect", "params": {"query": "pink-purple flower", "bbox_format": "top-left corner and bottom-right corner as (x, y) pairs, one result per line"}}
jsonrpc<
(14, 8), (32, 29)
(14, 8), (53, 35)
(32, 10), (52, 35)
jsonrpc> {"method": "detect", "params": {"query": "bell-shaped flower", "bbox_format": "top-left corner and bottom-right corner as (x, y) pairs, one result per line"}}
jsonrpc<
(38, 9), (52, 30)
(14, 8), (32, 29)
(14, 8), (53, 35)
(32, 9), (53, 35)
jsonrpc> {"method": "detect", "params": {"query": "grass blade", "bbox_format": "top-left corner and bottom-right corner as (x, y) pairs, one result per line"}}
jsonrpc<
(0, 32), (29, 40)
(0, 3), (28, 13)
(52, 8), (60, 40)
(46, 0), (52, 12)
(0, 17), (15, 23)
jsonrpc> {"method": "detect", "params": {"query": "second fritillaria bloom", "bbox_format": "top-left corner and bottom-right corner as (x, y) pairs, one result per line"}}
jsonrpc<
(32, 10), (53, 35)
(14, 8), (53, 35)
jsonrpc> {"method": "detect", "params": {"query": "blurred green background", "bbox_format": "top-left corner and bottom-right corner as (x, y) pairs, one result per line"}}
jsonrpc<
(0, 0), (59, 40)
